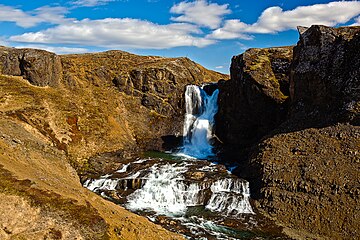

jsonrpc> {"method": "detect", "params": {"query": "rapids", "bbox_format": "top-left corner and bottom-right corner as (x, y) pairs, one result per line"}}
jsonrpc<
(84, 84), (287, 239)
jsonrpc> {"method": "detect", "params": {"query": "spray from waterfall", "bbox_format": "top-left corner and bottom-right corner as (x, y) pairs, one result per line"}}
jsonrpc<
(179, 85), (219, 159)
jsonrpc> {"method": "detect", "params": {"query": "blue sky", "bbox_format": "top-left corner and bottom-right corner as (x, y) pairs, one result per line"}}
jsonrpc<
(0, 0), (359, 73)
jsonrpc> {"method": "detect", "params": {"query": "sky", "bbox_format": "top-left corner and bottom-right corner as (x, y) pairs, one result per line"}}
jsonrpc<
(0, 0), (360, 73)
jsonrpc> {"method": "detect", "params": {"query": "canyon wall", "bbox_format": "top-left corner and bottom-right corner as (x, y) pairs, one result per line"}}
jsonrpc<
(0, 47), (226, 239)
(218, 25), (360, 239)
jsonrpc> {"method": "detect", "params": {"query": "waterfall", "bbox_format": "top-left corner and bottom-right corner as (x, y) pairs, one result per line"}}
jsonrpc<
(83, 83), (256, 239)
(180, 85), (219, 159)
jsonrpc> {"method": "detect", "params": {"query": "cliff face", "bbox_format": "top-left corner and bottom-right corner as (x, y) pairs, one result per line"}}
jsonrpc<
(290, 25), (360, 125)
(219, 25), (360, 239)
(61, 51), (226, 156)
(0, 46), (62, 87)
(0, 48), (226, 174)
(0, 47), (226, 239)
(216, 47), (293, 148)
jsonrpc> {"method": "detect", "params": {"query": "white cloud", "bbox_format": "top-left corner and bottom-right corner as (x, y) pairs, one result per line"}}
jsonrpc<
(170, 0), (231, 29)
(10, 18), (215, 49)
(0, 5), (71, 28)
(352, 16), (360, 25)
(208, 20), (253, 40)
(215, 65), (224, 69)
(71, 0), (115, 7)
(208, 1), (360, 39)
(14, 44), (89, 54)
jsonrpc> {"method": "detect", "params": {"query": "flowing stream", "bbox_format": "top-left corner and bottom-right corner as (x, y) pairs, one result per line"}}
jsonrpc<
(84, 85), (286, 239)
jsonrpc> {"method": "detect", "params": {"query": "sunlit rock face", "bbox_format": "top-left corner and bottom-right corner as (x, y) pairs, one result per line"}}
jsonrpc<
(0, 46), (62, 87)
(0, 46), (227, 240)
(215, 46), (293, 148)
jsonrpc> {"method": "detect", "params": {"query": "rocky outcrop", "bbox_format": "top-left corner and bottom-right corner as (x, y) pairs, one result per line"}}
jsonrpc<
(61, 50), (227, 156)
(216, 47), (293, 148)
(221, 25), (360, 239)
(290, 25), (360, 126)
(0, 47), (62, 87)
(0, 47), (226, 239)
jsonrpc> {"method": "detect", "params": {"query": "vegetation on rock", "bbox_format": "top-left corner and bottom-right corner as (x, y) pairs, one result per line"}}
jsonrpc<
(0, 48), (227, 239)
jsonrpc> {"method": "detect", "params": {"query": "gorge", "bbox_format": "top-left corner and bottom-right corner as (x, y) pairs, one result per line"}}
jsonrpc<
(0, 25), (359, 239)
(83, 85), (262, 239)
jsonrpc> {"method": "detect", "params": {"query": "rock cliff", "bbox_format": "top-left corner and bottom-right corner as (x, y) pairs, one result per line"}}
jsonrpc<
(0, 47), (226, 239)
(290, 25), (360, 126)
(216, 47), (293, 148)
(218, 25), (360, 239)
(0, 46), (62, 87)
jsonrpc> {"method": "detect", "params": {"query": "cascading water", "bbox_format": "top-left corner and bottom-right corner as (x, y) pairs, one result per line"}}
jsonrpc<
(82, 84), (276, 239)
(180, 85), (219, 159)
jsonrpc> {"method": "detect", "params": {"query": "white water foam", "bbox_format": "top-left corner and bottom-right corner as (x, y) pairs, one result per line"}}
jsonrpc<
(126, 163), (191, 216)
(123, 162), (254, 217)
(84, 178), (118, 192)
(206, 179), (254, 214)
(179, 85), (219, 159)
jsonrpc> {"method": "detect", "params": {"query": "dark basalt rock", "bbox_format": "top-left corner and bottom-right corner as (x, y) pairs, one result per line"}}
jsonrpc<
(219, 25), (360, 239)
(202, 82), (218, 95)
(215, 46), (293, 148)
(290, 25), (360, 126)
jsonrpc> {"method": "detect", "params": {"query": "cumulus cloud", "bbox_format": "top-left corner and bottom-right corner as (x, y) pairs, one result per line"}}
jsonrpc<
(170, 0), (231, 29)
(14, 44), (89, 54)
(10, 18), (215, 49)
(208, 1), (360, 39)
(71, 0), (115, 7)
(208, 20), (253, 40)
(0, 5), (71, 28)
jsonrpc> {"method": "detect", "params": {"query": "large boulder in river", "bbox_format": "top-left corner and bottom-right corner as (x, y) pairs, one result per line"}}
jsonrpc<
(216, 47), (293, 148)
